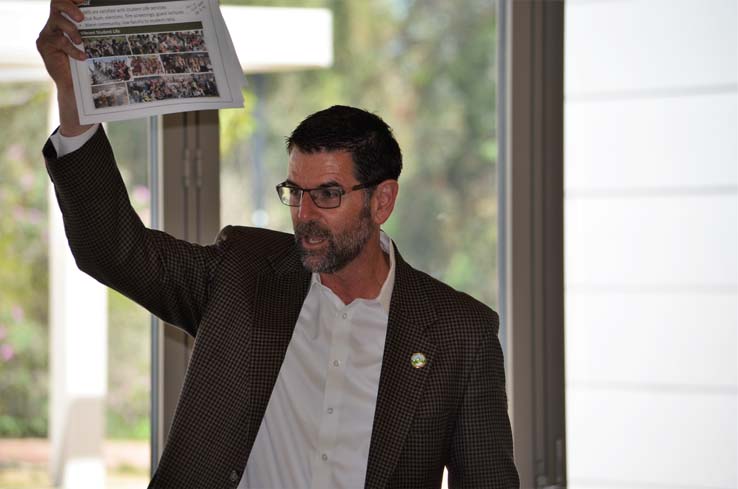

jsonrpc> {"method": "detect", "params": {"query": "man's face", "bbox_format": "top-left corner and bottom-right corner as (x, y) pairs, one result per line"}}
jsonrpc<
(287, 149), (375, 274)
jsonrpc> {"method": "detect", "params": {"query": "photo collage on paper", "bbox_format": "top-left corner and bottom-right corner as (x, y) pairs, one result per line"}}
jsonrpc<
(83, 28), (220, 109)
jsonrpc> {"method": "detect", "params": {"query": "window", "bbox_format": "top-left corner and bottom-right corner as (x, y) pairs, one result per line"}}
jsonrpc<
(0, 82), (151, 488)
(221, 0), (501, 310)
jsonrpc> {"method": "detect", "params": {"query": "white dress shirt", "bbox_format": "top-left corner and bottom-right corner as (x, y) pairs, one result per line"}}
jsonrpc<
(242, 233), (395, 489)
(49, 123), (99, 157)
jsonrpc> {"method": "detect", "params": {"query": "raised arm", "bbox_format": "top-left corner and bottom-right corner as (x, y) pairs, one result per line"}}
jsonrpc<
(38, 0), (228, 336)
(36, 0), (92, 137)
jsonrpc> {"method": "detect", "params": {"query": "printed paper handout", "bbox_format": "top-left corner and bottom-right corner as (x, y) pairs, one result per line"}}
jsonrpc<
(68, 0), (246, 124)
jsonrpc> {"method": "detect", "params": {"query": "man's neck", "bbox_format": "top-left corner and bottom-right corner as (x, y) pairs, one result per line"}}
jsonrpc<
(319, 236), (390, 305)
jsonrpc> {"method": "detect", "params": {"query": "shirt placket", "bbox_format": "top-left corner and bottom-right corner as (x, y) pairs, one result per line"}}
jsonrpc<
(310, 297), (353, 489)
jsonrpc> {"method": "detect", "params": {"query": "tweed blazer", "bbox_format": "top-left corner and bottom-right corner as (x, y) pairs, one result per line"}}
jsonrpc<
(44, 126), (518, 489)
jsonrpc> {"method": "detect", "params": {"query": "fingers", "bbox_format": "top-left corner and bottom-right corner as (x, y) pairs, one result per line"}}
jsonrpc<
(49, 11), (83, 45)
(46, 0), (85, 44)
(38, 0), (87, 62)
(39, 30), (86, 61)
(50, 0), (84, 23)
(57, 31), (87, 61)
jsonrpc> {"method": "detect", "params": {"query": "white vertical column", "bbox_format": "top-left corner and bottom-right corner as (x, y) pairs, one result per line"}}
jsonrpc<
(47, 85), (108, 488)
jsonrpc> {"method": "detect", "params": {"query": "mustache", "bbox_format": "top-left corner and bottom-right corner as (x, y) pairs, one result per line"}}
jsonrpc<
(294, 221), (332, 241)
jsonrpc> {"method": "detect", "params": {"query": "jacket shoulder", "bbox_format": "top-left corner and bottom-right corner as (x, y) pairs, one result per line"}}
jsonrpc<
(215, 225), (295, 269)
(216, 225), (293, 248)
(404, 263), (500, 336)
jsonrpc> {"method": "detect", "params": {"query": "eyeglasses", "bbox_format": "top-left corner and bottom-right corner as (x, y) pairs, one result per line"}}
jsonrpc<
(275, 180), (382, 209)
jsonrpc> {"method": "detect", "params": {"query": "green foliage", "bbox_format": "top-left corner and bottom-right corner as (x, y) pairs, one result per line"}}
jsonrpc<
(221, 88), (257, 157)
(0, 83), (51, 437)
(105, 122), (153, 440)
(105, 289), (151, 440)
(0, 90), (152, 439)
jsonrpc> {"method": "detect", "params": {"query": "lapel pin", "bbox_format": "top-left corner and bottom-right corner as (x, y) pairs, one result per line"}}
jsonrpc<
(410, 352), (427, 369)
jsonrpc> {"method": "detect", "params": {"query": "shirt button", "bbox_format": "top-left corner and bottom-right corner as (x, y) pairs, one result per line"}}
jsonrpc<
(322, 453), (328, 461)
(327, 407), (334, 414)
(333, 360), (340, 367)
(341, 312), (348, 319)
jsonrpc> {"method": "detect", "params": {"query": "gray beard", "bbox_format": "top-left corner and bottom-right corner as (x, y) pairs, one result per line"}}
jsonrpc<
(294, 208), (373, 274)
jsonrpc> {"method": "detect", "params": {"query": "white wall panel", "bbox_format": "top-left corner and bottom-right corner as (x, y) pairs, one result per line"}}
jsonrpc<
(565, 0), (738, 95)
(565, 195), (738, 287)
(565, 1), (738, 488)
(566, 389), (737, 488)
(565, 93), (738, 191)
(565, 291), (737, 387)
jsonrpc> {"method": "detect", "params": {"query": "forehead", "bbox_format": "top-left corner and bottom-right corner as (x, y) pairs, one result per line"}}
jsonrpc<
(287, 149), (357, 186)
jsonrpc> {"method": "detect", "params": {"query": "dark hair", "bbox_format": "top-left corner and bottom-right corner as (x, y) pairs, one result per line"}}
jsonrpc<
(286, 105), (403, 185)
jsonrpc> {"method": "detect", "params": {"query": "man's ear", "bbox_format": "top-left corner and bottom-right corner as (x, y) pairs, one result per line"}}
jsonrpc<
(371, 180), (399, 225)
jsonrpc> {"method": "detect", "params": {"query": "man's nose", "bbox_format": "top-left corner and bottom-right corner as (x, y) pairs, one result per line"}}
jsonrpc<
(297, 192), (321, 220)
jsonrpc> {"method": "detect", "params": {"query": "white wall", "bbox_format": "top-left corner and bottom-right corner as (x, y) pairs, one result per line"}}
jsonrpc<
(564, 1), (738, 488)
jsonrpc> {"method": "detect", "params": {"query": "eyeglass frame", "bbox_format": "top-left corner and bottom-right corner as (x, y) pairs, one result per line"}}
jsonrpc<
(275, 179), (385, 209)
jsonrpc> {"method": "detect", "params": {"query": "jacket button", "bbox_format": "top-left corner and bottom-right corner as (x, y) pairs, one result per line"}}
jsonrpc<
(229, 470), (240, 482)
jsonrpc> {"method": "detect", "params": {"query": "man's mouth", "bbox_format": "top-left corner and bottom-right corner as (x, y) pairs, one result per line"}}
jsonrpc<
(301, 235), (327, 248)
(295, 221), (331, 250)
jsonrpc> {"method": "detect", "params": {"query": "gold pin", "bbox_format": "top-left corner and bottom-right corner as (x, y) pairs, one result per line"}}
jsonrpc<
(410, 352), (427, 369)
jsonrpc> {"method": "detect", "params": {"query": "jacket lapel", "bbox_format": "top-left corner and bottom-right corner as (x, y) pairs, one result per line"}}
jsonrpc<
(243, 242), (438, 489)
(245, 246), (311, 452)
(364, 250), (437, 489)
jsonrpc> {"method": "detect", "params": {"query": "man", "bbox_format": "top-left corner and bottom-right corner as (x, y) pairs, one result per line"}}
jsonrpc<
(37, 1), (518, 488)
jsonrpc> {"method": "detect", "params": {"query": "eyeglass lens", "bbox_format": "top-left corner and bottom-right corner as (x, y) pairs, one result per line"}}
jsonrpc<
(278, 186), (343, 209)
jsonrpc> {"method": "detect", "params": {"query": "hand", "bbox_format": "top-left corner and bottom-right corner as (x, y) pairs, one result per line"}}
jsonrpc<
(36, 0), (86, 90)
(36, 0), (92, 136)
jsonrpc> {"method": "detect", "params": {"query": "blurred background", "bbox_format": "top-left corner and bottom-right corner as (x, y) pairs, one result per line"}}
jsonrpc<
(0, 0), (735, 488)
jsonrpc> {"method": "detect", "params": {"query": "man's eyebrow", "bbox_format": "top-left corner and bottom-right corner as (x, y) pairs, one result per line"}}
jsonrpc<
(317, 180), (341, 188)
(284, 179), (342, 189)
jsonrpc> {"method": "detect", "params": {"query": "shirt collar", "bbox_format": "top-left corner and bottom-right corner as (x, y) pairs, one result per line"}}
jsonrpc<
(376, 231), (396, 314)
(311, 230), (396, 315)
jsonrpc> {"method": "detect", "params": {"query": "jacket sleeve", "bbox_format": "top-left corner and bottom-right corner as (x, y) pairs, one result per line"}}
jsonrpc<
(447, 315), (519, 488)
(44, 125), (227, 337)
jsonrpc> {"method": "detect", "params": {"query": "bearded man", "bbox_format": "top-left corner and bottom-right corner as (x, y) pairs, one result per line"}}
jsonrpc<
(37, 0), (518, 487)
